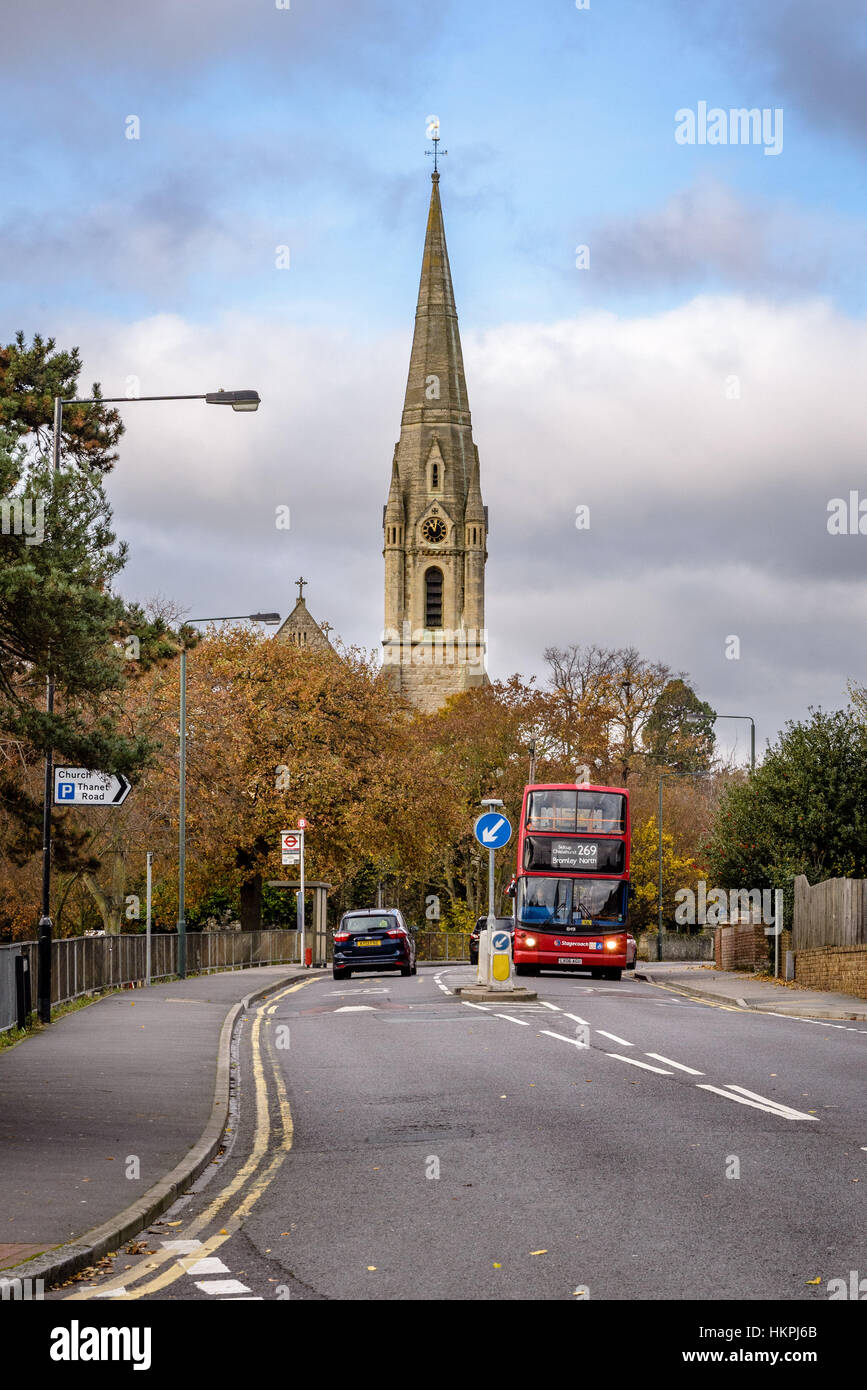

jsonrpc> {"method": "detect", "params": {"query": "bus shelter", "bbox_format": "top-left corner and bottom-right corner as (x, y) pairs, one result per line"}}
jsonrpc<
(266, 880), (333, 966)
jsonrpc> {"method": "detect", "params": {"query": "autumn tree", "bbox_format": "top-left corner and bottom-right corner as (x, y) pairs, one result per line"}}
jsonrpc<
(644, 678), (716, 773)
(705, 707), (867, 926)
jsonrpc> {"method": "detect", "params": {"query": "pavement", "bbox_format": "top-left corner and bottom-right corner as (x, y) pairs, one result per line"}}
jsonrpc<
(0, 964), (322, 1285)
(636, 960), (867, 1020)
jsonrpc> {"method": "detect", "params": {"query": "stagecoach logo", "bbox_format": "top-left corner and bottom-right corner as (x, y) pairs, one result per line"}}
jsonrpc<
(554, 939), (601, 950)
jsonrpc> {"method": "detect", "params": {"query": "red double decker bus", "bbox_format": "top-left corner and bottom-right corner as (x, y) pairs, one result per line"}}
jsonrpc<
(511, 783), (635, 979)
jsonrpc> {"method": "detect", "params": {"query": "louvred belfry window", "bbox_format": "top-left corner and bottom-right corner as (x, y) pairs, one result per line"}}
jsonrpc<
(425, 567), (443, 628)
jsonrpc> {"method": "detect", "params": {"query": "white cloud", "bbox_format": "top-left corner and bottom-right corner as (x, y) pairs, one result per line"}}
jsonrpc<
(70, 292), (867, 753)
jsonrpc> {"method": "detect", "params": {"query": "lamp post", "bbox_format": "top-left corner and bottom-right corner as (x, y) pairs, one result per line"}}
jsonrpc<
(685, 709), (755, 773)
(177, 610), (280, 978)
(37, 388), (261, 1023)
(657, 770), (710, 961)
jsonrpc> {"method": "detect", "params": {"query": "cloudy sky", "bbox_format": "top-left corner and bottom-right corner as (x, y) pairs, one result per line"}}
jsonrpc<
(5, 0), (866, 763)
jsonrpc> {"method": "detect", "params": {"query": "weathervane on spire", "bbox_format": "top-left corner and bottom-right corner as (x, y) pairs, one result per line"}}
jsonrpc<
(425, 115), (448, 174)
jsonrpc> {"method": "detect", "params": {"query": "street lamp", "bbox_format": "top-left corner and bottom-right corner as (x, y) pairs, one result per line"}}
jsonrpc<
(177, 611), (280, 978)
(657, 770), (710, 961)
(684, 709), (755, 773)
(37, 388), (261, 1023)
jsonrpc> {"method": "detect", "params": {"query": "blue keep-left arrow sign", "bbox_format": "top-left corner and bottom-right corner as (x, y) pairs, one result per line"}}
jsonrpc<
(473, 812), (513, 849)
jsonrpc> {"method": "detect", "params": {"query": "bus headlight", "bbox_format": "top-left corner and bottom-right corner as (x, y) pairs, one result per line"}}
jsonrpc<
(605, 936), (624, 951)
(524, 936), (536, 949)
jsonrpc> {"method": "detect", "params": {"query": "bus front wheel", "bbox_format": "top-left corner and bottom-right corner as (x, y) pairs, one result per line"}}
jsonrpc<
(516, 964), (538, 977)
(604, 967), (622, 981)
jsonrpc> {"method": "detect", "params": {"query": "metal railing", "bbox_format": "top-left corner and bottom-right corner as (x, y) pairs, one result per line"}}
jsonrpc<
(0, 929), (303, 1029)
(413, 931), (471, 962)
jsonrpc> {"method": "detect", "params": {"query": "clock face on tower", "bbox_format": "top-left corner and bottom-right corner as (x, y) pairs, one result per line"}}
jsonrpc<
(422, 517), (447, 544)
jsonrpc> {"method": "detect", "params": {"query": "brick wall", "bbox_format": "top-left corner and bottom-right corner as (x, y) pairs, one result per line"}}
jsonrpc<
(795, 945), (867, 1000)
(714, 922), (771, 971)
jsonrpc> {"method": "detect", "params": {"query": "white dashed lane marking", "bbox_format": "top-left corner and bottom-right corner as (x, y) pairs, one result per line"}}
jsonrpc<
(156, 1236), (261, 1301)
(645, 1052), (704, 1075)
(185, 1258), (230, 1276)
(495, 1012), (530, 1025)
(605, 1053), (672, 1075)
(532, 1025), (819, 1123)
(194, 1278), (252, 1296)
(539, 1029), (590, 1049)
(596, 1029), (633, 1047)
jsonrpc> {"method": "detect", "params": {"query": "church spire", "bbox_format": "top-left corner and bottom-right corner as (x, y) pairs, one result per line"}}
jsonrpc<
(382, 150), (488, 712)
(400, 170), (471, 432)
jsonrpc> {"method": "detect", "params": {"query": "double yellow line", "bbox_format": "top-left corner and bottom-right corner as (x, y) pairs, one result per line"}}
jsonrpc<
(67, 978), (315, 1301)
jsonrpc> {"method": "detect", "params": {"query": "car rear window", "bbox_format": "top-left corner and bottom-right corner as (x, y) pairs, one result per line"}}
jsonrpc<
(341, 916), (399, 935)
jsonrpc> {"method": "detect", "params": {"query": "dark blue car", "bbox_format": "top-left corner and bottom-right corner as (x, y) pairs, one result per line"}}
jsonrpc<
(332, 909), (417, 980)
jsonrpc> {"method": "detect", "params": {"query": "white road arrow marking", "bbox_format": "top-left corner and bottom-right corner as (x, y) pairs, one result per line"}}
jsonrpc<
(482, 817), (506, 843)
(334, 1005), (376, 1012)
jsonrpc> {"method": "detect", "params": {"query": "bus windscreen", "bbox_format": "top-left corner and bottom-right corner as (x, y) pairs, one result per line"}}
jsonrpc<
(518, 875), (627, 927)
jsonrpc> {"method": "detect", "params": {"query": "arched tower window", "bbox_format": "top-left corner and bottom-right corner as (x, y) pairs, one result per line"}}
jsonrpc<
(425, 567), (444, 628)
(431, 462), (439, 490)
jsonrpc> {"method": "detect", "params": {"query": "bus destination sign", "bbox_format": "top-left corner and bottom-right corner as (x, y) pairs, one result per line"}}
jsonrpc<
(551, 839), (599, 871)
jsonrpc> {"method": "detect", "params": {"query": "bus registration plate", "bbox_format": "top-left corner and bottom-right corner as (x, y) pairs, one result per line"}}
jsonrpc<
(559, 956), (582, 964)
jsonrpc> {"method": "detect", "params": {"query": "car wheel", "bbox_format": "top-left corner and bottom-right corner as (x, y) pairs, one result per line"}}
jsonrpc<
(333, 968), (349, 980)
(400, 966), (411, 977)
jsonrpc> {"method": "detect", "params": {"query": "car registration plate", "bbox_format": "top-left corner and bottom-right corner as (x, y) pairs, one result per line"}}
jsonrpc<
(559, 956), (582, 964)
(359, 939), (382, 947)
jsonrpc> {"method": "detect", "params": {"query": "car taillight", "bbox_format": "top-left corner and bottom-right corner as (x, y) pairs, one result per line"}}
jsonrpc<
(334, 932), (350, 942)
(387, 929), (404, 938)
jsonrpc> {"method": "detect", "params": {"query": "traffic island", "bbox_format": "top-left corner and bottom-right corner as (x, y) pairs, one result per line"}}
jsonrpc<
(454, 985), (538, 1002)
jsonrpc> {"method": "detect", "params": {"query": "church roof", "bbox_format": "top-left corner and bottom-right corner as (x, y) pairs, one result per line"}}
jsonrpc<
(274, 582), (334, 653)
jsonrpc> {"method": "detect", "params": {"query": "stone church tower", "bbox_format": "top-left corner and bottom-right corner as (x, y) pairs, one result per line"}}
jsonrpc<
(382, 165), (488, 712)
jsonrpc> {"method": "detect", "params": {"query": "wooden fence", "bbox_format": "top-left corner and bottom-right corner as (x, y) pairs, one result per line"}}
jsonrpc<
(793, 875), (867, 952)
